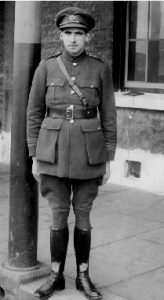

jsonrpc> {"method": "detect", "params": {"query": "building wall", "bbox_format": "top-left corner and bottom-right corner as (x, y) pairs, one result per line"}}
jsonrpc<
(117, 108), (164, 155)
(0, 1), (114, 164)
(109, 104), (164, 195)
(0, 2), (14, 132)
(0, 1), (5, 130)
(0, 2), (15, 163)
(41, 1), (114, 69)
(1, 1), (164, 195)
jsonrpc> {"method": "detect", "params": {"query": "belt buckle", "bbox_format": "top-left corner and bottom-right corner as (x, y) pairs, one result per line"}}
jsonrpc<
(67, 105), (74, 123)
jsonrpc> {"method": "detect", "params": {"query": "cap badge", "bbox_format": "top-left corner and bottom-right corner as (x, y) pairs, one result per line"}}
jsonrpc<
(68, 15), (78, 21)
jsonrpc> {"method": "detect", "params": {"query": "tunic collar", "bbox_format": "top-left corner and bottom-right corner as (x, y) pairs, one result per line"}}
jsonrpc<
(62, 49), (87, 62)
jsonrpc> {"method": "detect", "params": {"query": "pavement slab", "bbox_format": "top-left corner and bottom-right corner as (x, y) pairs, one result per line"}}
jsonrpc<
(65, 236), (164, 286)
(109, 267), (164, 300)
(1, 163), (164, 300)
(19, 276), (129, 300)
(91, 212), (163, 248)
(19, 276), (86, 300)
(137, 227), (164, 246)
(121, 199), (164, 224)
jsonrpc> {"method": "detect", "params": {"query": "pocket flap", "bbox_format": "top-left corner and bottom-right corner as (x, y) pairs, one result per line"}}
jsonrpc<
(41, 117), (63, 130)
(79, 120), (107, 165)
(78, 80), (100, 90)
(80, 120), (102, 132)
(46, 77), (65, 87)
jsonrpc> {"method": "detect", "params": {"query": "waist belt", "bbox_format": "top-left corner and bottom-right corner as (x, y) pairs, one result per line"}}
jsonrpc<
(47, 106), (97, 123)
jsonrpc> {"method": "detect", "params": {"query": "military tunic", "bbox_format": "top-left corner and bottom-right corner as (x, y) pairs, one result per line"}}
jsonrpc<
(27, 50), (117, 179)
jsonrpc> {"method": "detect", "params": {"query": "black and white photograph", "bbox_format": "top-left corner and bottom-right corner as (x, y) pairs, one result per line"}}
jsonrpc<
(0, 1), (164, 299)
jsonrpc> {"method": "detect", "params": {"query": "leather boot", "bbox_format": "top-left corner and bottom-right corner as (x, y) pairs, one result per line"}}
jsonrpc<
(74, 227), (102, 300)
(33, 227), (69, 299)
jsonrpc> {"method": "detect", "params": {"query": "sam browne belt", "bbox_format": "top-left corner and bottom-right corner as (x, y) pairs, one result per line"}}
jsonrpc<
(56, 56), (97, 121)
(47, 106), (98, 123)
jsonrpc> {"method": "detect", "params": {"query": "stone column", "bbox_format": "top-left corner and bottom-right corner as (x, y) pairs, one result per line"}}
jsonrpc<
(5, 1), (41, 270)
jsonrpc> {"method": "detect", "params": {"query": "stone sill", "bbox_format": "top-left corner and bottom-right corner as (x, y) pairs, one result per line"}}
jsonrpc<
(115, 92), (164, 111)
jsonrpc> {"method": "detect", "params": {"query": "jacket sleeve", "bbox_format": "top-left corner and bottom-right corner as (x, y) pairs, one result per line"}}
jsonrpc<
(99, 63), (117, 161)
(27, 59), (47, 157)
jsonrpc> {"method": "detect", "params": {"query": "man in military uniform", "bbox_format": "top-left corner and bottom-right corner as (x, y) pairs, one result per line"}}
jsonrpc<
(27, 6), (117, 300)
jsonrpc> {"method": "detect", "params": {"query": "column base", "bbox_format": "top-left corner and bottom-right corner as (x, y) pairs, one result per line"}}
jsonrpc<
(0, 261), (51, 300)
(3, 261), (41, 271)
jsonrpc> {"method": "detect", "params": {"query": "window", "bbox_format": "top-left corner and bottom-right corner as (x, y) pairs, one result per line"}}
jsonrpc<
(125, 160), (141, 178)
(125, 1), (164, 90)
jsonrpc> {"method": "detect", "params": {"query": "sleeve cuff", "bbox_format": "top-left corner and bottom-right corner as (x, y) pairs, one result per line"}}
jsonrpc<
(28, 145), (36, 157)
(107, 149), (115, 161)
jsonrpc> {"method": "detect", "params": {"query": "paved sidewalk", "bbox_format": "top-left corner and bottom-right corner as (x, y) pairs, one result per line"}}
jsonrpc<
(1, 163), (164, 299)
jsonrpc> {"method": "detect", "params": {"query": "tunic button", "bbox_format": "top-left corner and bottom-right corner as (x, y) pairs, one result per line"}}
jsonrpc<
(73, 63), (77, 66)
(72, 77), (76, 81)
(51, 83), (54, 86)
(44, 124), (46, 127)
(71, 90), (75, 94)
(91, 85), (93, 88)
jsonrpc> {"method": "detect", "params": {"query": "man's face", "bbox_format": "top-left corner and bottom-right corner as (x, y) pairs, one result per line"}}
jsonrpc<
(60, 28), (89, 56)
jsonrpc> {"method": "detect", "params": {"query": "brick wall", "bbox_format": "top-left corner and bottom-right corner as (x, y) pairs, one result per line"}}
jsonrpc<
(0, 1), (15, 133)
(0, 1), (5, 130)
(1, 1), (163, 160)
(41, 1), (164, 157)
(41, 1), (114, 69)
(117, 108), (164, 155)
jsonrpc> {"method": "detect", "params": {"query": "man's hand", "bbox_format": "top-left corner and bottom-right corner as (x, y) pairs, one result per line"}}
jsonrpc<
(32, 156), (40, 182)
(101, 161), (111, 186)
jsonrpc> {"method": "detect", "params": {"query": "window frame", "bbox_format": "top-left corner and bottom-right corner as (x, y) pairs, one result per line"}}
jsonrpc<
(124, 1), (164, 90)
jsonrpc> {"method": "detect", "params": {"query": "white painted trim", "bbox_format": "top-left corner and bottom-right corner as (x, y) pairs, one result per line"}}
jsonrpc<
(115, 92), (164, 111)
(124, 81), (164, 89)
(109, 148), (164, 195)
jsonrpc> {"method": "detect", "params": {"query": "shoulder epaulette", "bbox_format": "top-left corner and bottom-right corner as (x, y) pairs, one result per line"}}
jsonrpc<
(45, 52), (62, 60)
(88, 54), (103, 62)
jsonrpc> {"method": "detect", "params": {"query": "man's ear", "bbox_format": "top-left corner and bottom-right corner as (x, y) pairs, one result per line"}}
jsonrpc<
(86, 33), (92, 43)
(85, 33), (90, 43)
(60, 32), (63, 41)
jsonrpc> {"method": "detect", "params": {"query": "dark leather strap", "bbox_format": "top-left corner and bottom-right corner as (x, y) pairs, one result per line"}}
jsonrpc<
(47, 107), (97, 119)
(56, 56), (88, 107)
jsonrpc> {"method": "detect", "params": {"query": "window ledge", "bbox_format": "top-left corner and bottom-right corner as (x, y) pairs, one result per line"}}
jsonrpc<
(115, 92), (164, 111)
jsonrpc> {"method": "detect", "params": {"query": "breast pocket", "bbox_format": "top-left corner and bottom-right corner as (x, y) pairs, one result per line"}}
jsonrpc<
(78, 80), (100, 103)
(46, 78), (65, 100)
(36, 118), (63, 163)
(80, 119), (108, 165)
